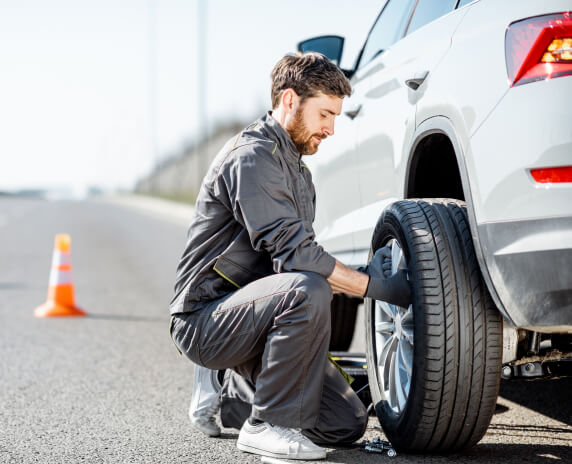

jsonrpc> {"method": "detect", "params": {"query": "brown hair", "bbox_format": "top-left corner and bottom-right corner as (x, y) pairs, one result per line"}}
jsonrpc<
(270, 52), (352, 109)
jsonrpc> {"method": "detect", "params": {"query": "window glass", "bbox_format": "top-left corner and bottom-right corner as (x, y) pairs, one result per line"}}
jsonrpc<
(358, 0), (416, 69)
(406, 0), (458, 36)
(457, 0), (476, 7)
(299, 36), (344, 65)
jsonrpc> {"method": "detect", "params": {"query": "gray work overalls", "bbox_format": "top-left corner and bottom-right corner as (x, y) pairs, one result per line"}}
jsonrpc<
(170, 112), (367, 444)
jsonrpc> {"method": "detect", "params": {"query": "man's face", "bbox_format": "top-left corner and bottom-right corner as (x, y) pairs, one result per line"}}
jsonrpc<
(285, 93), (343, 155)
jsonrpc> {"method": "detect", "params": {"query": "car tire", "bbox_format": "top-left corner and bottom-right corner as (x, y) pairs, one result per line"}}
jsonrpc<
(365, 199), (502, 452)
(330, 294), (358, 351)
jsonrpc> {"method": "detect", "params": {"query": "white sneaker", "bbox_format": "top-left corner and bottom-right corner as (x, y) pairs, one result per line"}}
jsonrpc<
(237, 420), (326, 460)
(189, 365), (222, 437)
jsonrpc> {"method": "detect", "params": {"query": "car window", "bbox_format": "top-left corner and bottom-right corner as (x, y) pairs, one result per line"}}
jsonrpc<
(406, 0), (458, 36)
(358, 0), (417, 69)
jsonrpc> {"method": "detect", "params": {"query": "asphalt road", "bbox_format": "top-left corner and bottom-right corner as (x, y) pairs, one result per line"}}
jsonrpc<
(1, 196), (570, 463)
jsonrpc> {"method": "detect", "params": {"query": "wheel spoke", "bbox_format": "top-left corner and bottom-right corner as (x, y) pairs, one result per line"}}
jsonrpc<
(398, 341), (412, 376)
(401, 306), (413, 324)
(388, 350), (398, 408)
(394, 349), (406, 412)
(401, 307), (414, 345)
(379, 335), (400, 411)
(402, 327), (414, 345)
(378, 334), (397, 368)
(376, 321), (395, 334)
(376, 300), (396, 319)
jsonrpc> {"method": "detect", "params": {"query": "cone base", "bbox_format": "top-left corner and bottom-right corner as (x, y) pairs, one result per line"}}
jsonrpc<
(34, 302), (87, 318)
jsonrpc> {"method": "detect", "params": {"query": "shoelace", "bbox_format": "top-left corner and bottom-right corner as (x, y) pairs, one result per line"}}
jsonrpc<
(270, 424), (306, 444)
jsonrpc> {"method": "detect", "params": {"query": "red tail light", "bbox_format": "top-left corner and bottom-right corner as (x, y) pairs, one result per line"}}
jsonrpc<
(506, 12), (572, 86)
(530, 166), (572, 183)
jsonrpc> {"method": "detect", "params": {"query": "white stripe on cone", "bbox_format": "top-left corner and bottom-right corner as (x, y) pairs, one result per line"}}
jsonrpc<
(49, 269), (73, 286)
(51, 251), (71, 268)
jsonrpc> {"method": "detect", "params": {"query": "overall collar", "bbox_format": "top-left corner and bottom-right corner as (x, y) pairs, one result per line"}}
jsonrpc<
(261, 111), (301, 166)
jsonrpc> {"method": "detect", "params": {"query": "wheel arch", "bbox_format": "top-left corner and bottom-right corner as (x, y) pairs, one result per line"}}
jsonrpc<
(403, 116), (512, 325)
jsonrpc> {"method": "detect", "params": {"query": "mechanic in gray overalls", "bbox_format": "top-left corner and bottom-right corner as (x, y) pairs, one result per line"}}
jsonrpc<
(170, 53), (411, 461)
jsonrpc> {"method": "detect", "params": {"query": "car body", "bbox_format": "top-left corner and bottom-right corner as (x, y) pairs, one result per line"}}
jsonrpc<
(306, 0), (572, 333)
(300, 0), (572, 452)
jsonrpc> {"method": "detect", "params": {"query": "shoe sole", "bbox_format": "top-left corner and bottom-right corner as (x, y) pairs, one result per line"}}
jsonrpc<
(196, 428), (220, 437)
(237, 442), (325, 460)
(191, 421), (221, 437)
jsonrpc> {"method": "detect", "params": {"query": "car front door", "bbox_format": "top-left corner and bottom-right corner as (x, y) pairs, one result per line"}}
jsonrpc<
(346, 0), (417, 261)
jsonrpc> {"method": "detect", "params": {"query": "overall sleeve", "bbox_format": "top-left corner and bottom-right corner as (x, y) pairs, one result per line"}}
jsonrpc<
(220, 144), (335, 277)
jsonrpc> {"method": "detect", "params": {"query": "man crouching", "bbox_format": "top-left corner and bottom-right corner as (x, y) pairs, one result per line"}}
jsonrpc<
(170, 52), (411, 460)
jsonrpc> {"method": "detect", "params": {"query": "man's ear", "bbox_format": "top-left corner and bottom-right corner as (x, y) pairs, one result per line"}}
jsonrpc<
(281, 88), (299, 114)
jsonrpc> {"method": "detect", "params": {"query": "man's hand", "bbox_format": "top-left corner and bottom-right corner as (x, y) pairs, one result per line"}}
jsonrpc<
(365, 270), (412, 308)
(362, 246), (412, 308)
(327, 245), (413, 307)
(359, 246), (392, 278)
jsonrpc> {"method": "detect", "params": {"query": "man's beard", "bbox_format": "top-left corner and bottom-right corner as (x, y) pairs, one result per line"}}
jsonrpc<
(286, 109), (326, 155)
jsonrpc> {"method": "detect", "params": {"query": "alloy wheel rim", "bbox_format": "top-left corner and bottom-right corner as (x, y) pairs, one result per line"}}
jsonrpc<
(373, 238), (414, 414)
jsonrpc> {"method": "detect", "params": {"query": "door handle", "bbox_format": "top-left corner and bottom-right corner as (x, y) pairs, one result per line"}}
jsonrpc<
(344, 103), (362, 119)
(405, 71), (429, 90)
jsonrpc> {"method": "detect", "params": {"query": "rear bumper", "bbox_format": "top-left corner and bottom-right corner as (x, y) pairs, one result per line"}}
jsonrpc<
(479, 216), (572, 330)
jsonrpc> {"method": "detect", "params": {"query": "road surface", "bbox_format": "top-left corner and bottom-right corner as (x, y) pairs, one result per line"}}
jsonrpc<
(0, 196), (570, 463)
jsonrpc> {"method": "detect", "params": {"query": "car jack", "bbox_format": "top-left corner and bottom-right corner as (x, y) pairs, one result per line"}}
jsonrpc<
(358, 437), (397, 457)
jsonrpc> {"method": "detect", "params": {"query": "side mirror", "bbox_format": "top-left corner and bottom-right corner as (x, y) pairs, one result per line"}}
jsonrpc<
(297, 35), (354, 79)
(297, 35), (345, 66)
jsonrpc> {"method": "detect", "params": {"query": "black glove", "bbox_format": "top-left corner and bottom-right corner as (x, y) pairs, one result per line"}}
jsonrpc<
(365, 270), (412, 308)
(359, 246), (393, 278)
(360, 246), (412, 307)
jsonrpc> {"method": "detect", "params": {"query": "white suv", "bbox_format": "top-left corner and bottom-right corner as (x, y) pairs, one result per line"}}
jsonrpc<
(299, 0), (572, 453)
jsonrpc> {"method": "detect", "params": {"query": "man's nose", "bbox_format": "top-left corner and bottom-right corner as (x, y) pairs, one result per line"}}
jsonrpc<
(323, 121), (334, 137)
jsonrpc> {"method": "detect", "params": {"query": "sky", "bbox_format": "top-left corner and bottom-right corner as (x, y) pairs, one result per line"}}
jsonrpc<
(0, 0), (382, 195)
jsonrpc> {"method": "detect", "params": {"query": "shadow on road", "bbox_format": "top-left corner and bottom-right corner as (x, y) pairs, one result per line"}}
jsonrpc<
(454, 443), (572, 462)
(487, 422), (572, 438)
(499, 377), (572, 426)
(0, 281), (28, 290)
(87, 313), (163, 323)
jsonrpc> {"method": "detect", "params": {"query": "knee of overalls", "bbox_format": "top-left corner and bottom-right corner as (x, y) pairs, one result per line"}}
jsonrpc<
(291, 272), (333, 319)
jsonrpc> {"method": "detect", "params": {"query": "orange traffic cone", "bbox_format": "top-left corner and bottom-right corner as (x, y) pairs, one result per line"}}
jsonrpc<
(34, 234), (86, 318)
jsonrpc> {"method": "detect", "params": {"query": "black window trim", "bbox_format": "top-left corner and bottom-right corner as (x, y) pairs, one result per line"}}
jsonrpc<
(354, 0), (419, 72)
(404, 0), (464, 37)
